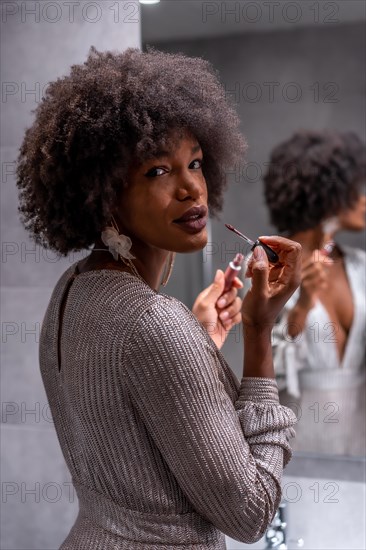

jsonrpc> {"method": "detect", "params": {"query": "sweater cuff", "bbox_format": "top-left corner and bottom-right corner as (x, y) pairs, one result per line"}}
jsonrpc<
(238, 377), (279, 404)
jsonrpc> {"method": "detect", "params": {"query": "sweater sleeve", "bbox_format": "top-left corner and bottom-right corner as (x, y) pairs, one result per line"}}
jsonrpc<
(122, 298), (297, 544)
(243, 263), (307, 400)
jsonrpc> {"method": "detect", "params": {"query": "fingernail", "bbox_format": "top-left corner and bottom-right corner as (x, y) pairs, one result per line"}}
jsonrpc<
(253, 246), (265, 259)
(220, 311), (229, 320)
(217, 298), (226, 308)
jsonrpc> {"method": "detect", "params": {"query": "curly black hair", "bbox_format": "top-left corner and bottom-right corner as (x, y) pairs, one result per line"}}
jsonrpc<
(263, 130), (366, 234)
(17, 47), (246, 255)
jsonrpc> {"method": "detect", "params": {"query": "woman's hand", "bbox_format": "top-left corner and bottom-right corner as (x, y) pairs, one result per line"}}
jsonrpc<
(284, 248), (333, 339)
(243, 236), (302, 329)
(297, 249), (333, 310)
(192, 270), (243, 349)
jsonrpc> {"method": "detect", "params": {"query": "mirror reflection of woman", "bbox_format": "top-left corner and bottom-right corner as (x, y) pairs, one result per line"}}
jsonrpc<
(17, 48), (300, 548)
(264, 130), (366, 456)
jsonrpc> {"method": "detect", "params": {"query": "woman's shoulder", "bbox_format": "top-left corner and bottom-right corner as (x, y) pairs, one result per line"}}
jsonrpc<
(129, 290), (201, 334)
(45, 262), (80, 311)
(123, 289), (215, 354)
(45, 261), (155, 317)
(341, 244), (366, 270)
(50, 262), (198, 330)
(343, 244), (366, 259)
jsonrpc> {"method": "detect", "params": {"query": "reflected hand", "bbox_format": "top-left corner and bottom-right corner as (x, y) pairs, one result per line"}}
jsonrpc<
(192, 270), (243, 349)
(298, 249), (334, 310)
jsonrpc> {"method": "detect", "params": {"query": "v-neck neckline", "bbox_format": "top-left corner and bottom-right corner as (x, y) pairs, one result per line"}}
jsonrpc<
(312, 246), (358, 369)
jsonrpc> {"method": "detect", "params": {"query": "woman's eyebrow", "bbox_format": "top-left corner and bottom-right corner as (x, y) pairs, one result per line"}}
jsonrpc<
(148, 144), (202, 160)
(153, 149), (170, 159)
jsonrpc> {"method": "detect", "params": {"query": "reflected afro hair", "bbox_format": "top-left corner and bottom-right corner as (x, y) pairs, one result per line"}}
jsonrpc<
(17, 47), (246, 255)
(263, 130), (366, 233)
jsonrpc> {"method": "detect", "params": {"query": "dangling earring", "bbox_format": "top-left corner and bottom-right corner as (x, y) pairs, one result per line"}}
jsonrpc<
(100, 216), (145, 283)
(101, 215), (135, 261)
(321, 216), (340, 236)
(161, 252), (176, 287)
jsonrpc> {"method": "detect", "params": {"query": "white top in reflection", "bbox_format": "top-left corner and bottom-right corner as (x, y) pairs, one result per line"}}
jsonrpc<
(272, 245), (366, 398)
(269, 245), (365, 456)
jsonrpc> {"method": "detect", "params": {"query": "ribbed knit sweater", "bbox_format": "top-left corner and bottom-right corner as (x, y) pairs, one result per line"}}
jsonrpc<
(39, 263), (297, 549)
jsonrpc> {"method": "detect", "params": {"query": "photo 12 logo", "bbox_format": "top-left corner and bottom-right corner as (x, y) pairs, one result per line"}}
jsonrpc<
(222, 81), (340, 105)
(2, 481), (76, 503)
(201, 2), (340, 25)
(1, 1), (140, 24)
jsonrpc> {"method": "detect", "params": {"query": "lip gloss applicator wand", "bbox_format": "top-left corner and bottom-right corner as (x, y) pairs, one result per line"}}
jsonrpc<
(225, 224), (279, 264)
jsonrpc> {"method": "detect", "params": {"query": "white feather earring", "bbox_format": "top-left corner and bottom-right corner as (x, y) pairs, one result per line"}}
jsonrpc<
(321, 216), (340, 236)
(101, 226), (135, 261)
(100, 216), (144, 283)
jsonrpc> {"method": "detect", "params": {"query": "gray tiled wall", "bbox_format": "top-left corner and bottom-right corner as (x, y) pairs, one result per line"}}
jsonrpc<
(1, 2), (140, 548)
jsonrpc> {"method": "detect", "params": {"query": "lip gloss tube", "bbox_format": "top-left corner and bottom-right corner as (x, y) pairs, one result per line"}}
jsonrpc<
(224, 253), (244, 292)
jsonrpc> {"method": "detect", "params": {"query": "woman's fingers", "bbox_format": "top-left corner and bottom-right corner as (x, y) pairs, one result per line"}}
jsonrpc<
(242, 236), (302, 327)
(219, 296), (242, 324)
(250, 245), (270, 297)
(259, 235), (302, 290)
(217, 277), (243, 328)
(246, 244), (283, 295)
(217, 278), (243, 308)
(302, 260), (329, 287)
(222, 311), (242, 330)
(268, 263), (284, 283)
(258, 234), (300, 248)
(231, 276), (244, 289)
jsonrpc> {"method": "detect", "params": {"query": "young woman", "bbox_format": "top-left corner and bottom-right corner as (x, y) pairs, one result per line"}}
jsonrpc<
(17, 47), (300, 549)
(264, 130), (366, 455)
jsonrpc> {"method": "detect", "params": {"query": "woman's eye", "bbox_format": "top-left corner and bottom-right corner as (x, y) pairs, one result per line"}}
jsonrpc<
(190, 159), (203, 169)
(144, 167), (167, 178)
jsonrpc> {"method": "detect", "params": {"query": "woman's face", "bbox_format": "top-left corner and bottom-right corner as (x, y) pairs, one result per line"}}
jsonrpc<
(337, 191), (366, 231)
(117, 132), (209, 254)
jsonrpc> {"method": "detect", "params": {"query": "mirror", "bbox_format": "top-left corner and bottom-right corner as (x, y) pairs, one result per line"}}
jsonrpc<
(142, 0), (366, 460)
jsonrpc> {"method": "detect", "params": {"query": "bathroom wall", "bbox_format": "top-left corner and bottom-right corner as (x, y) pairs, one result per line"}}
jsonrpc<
(0, 2), (140, 548)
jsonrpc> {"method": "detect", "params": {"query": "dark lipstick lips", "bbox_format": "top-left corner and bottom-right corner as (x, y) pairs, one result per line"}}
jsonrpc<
(174, 205), (208, 223)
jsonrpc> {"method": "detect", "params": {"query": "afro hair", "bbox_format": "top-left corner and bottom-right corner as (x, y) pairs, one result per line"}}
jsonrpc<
(17, 47), (246, 255)
(263, 130), (365, 233)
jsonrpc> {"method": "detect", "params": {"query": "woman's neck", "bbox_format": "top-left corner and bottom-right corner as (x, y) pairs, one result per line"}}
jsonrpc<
(78, 238), (168, 291)
(290, 226), (333, 253)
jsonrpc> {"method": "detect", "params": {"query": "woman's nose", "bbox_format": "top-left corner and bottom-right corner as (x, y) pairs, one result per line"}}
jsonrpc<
(176, 172), (204, 201)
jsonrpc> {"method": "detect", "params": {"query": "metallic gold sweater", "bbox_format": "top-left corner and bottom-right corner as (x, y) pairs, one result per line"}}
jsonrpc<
(39, 263), (297, 549)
